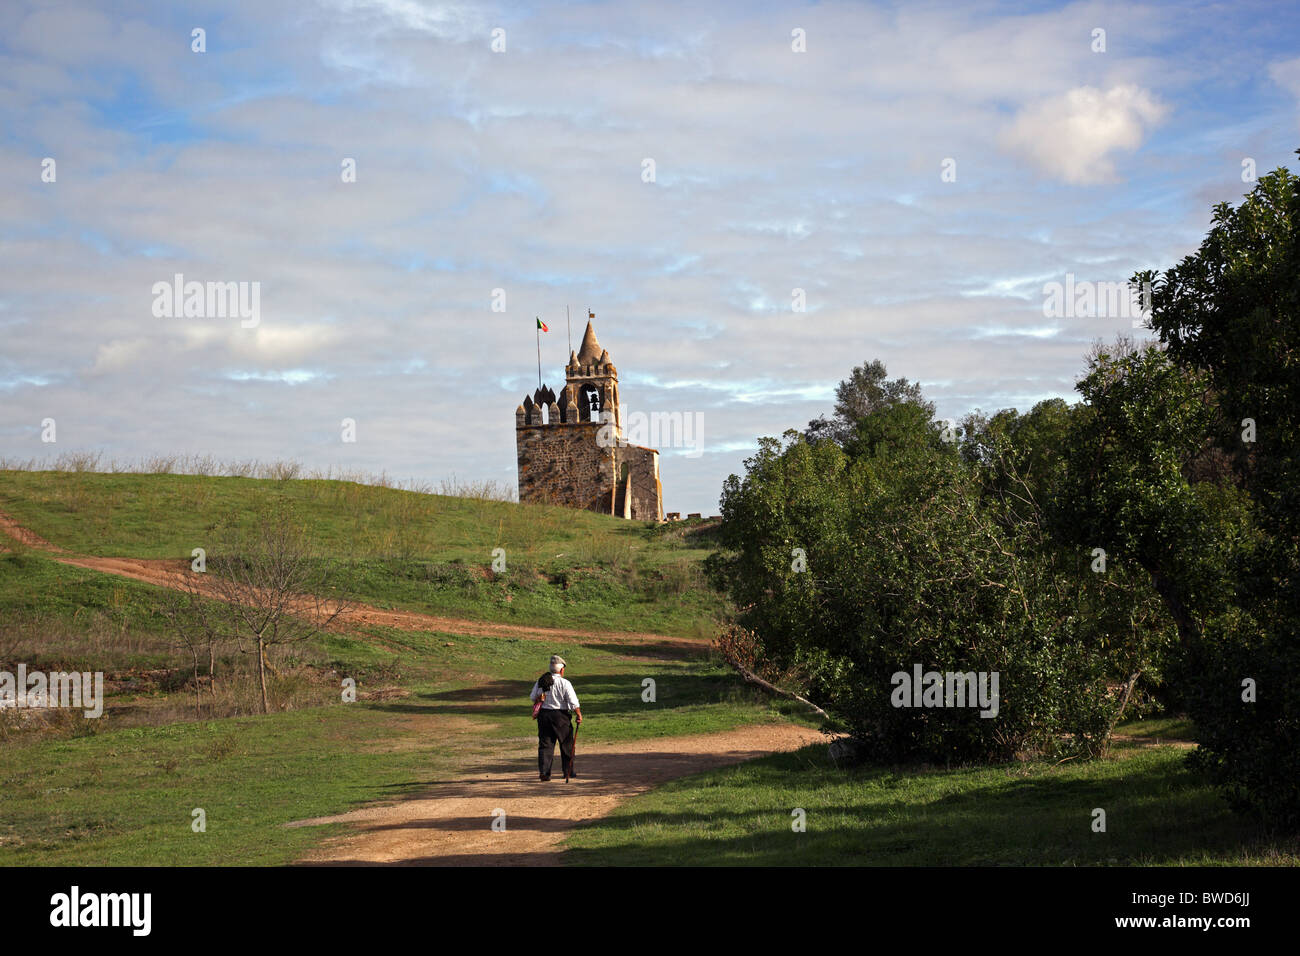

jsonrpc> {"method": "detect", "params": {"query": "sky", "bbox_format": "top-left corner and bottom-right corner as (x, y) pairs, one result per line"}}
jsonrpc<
(2, 0), (1298, 516)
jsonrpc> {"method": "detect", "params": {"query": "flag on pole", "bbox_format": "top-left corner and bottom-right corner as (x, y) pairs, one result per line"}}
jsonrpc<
(535, 317), (545, 389)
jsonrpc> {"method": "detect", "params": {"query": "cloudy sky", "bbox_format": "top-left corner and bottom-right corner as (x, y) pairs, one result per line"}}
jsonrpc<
(2, 0), (1298, 515)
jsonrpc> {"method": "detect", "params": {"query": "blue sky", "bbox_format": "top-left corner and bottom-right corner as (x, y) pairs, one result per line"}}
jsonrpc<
(2, 0), (1299, 514)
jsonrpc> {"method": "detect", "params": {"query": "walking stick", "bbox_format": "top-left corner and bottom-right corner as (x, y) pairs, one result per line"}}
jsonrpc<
(567, 711), (579, 781)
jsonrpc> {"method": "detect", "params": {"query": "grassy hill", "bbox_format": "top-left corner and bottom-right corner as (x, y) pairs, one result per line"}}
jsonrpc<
(0, 469), (725, 637)
(0, 470), (796, 864)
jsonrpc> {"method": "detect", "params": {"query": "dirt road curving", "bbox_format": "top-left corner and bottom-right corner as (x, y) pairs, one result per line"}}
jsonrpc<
(292, 722), (823, 865)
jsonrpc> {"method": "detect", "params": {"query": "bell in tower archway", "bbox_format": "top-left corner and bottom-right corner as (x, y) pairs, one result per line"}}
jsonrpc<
(579, 383), (601, 421)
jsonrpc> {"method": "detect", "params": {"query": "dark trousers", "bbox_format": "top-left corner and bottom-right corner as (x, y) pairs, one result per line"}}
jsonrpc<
(537, 709), (574, 779)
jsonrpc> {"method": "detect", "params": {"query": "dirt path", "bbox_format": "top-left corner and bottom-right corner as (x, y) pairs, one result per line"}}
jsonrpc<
(0, 510), (64, 551)
(293, 722), (824, 865)
(0, 509), (705, 654)
(2, 507), (827, 864)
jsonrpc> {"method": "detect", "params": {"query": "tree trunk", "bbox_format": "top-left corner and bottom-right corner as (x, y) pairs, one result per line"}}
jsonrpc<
(208, 639), (217, 703)
(191, 648), (201, 718)
(1104, 670), (1143, 753)
(257, 635), (269, 714)
(1149, 569), (1201, 648)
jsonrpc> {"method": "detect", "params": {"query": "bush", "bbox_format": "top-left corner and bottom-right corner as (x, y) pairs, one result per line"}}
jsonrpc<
(1184, 613), (1300, 828)
(710, 427), (1119, 763)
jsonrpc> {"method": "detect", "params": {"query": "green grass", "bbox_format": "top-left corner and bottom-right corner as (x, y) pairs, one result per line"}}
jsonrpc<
(563, 736), (1299, 866)
(0, 546), (794, 865)
(1115, 716), (1196, 741)
(0, 549), (162, 619)
(363, 625), (813, 746)
(0, 706), (457, 865)
(0, 633), (796, 865)
(0, 470), (725, 635)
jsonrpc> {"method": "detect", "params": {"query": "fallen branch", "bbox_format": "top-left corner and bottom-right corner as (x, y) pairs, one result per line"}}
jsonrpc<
(724, 659), (831, 720)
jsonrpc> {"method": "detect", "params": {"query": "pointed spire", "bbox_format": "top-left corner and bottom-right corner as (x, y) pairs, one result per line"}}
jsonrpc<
(577, 320), (602, 365)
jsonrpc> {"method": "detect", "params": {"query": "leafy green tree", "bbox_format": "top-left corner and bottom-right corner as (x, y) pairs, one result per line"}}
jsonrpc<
(712, 396), (1118, 763)
(1137, 159), (1300, 544)
(1061, 341), (1233, 647)
(960, 399), (1074, 512)
(806, 359), (934, 446)
(1130, 156), (1300, 826)
(964, 396), (1176, 719)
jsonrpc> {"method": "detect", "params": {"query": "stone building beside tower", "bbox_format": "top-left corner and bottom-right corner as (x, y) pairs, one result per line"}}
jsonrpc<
(515, 316), (663, 521)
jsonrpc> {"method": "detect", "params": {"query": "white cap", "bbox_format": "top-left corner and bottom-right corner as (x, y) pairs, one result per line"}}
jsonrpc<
(549, 655), (566, 673)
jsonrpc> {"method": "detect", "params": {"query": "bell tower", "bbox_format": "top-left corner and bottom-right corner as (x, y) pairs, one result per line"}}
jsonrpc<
(563, 314), (621, 438)
(515, 310), (662, 521)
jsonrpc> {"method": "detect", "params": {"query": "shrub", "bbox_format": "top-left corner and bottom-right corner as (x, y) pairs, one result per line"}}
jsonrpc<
(710, 428), (1119, 763)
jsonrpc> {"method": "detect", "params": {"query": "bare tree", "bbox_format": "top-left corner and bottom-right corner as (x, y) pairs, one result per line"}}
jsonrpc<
(159, 563), (228, 717)
(159, 587), (207, 718)
(205, 498), (353, 714)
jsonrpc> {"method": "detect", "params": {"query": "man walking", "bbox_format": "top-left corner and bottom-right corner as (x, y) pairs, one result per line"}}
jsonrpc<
(530, 654), (582, 782)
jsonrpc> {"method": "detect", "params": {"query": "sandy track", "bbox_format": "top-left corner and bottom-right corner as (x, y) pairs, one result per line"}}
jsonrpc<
(293, 723), (824, 865)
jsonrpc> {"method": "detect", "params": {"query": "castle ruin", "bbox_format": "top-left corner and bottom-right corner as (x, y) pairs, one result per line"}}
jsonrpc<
(515, 316), (664, 521)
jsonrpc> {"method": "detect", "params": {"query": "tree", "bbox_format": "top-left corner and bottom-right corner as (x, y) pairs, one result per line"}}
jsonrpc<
(806, 359), (934, 446)
(159, 571), (228, 717)
(205, 499), (352, 714)
(963, 394), (1177, 725)
(1060, 340), (1235, 650)
(710, 415), (1119, 763)
(1129, 156), (1300, 826)
(1137, 158), (1300, 544)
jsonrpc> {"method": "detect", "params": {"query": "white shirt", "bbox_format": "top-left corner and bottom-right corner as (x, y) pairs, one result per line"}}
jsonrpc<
(530, 674), (580, 711)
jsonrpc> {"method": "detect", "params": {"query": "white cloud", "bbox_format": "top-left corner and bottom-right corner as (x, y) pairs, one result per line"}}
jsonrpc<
(1269, 56), (1300, 101)
(90, 338), (150, 374)
(1001, 85), (1168, 185)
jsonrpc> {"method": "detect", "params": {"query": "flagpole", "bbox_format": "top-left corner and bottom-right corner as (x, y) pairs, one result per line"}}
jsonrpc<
(536, 317), (542, 390)
(566, 305), (571, 357)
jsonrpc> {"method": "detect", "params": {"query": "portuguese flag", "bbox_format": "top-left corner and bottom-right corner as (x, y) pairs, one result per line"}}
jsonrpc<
(534, 317), (547, 388)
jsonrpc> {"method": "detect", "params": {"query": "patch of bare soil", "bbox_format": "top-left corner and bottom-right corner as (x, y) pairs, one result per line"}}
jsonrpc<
(292, 722), (824, 866)
(0, 510), (65, 551)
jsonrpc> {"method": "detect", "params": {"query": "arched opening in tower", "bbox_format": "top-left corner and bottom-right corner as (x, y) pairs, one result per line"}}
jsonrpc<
(579, 383), (602, 421)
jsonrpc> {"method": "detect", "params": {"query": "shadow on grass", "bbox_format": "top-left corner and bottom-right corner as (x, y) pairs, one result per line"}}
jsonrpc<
(562, 746), (1287, 866)
(371, 672), (753, 722)
(585, 640), (708, 661)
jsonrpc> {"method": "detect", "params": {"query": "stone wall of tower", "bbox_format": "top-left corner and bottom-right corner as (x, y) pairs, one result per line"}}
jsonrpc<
(614, 442), (663, 521)
(516, 412), (618, 514)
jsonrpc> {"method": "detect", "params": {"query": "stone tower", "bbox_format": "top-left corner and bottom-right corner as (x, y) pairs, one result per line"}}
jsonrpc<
(564, 320), (622, 433)
(515, 315), (663, 521)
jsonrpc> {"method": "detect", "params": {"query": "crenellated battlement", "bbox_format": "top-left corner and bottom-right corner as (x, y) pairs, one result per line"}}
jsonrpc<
(515, 386), (584, 428)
